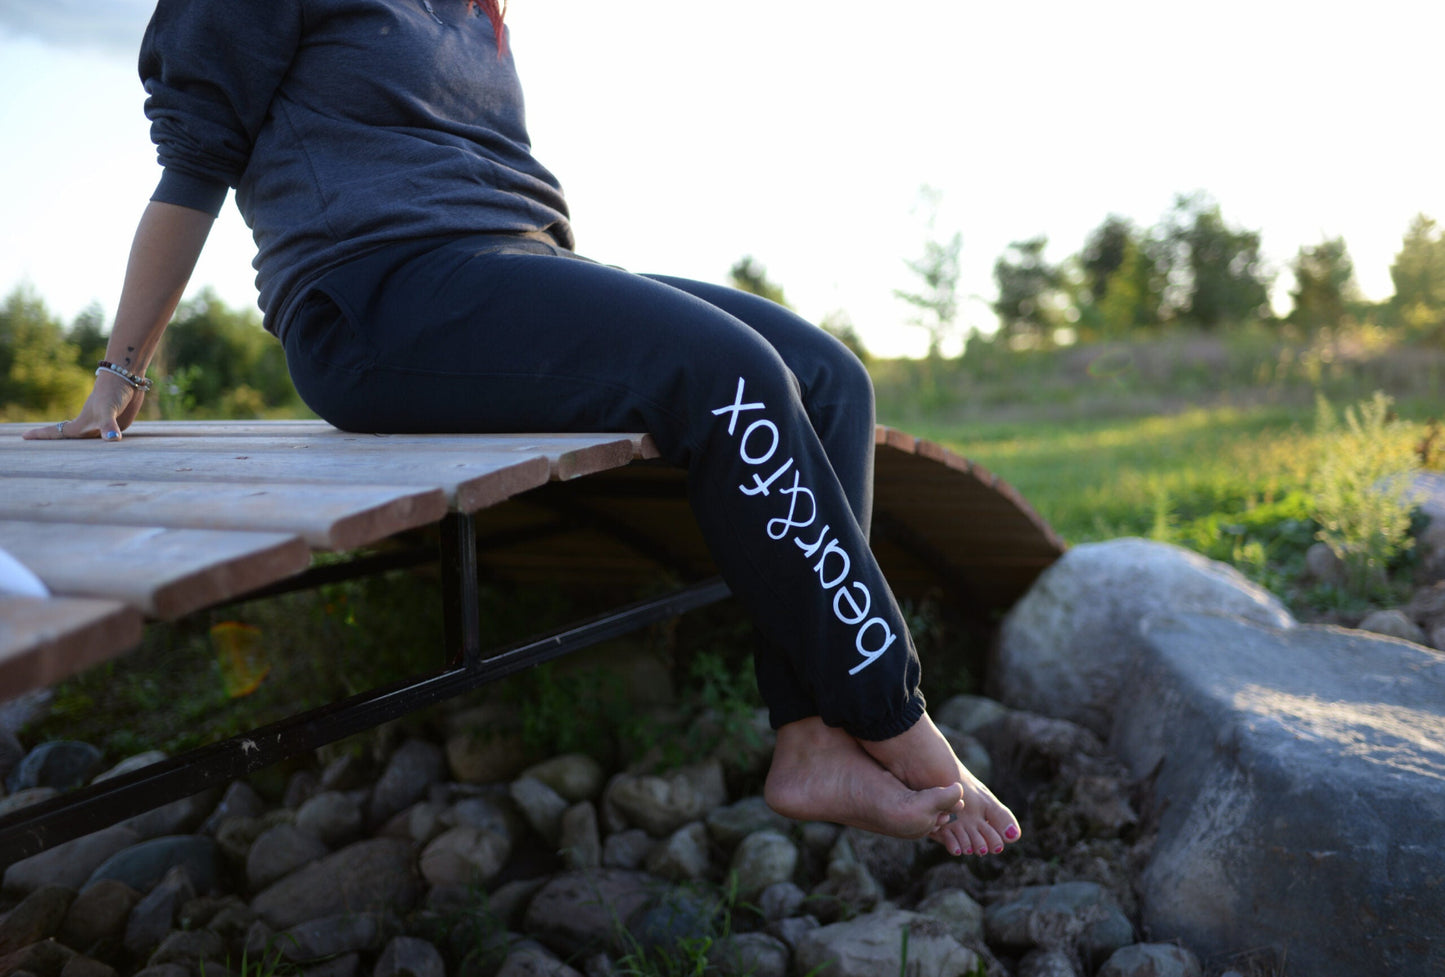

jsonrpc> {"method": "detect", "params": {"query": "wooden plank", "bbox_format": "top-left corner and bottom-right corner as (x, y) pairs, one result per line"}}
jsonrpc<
(0, 477), (449, 551)
(0, 597), (143, 700)
(0, 522), (311, 620)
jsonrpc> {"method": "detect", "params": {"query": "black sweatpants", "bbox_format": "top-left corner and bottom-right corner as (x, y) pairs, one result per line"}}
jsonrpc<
(280, 233), (925, 741)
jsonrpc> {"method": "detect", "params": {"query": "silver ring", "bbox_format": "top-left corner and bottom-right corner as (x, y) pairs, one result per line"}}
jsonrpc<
(56, 420), (68, 436)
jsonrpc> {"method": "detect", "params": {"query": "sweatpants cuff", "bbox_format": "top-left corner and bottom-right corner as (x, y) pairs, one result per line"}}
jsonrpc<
(848, 692), (928, 742)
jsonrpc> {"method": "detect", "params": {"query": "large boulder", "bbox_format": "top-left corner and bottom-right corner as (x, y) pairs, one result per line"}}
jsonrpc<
(992, 538), (1293, 736)
(1115, 611), (1445, 977)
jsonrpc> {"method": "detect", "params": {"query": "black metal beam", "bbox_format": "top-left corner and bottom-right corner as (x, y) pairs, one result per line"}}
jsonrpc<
(0, 577), (730, 868)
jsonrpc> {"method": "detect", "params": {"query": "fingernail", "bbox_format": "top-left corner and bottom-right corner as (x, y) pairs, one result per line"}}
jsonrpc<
(103, 431), (119, 441)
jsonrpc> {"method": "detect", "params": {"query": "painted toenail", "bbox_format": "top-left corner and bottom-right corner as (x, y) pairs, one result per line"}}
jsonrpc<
(1005, 825), (1020, 840)
(993, 846), (1004, 853)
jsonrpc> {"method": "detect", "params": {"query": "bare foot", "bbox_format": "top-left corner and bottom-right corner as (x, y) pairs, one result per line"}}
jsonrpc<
(764, 717), (963, 840)
(861, 713), (1022, 857)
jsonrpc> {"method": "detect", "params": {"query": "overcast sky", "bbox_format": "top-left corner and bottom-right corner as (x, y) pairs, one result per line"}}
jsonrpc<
(2, 0), (1442, 357)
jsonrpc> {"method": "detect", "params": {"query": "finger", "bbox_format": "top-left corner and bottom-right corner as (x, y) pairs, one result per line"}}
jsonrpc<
(22, 419), (70, 441)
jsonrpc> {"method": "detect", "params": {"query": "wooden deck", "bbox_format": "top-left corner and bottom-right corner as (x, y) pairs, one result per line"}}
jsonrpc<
(0, 420), (1065, 700)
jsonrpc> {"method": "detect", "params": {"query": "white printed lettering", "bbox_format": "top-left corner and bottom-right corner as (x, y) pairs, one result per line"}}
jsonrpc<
(711, 376), (765, 435)
(794, 523), (831, 558)
(812, 539), (851, 590)
(848, 617), (898, 675)
(741, 457), (795, 497)
(833, 582), (871, 625)
(739, 419), (780, 465)
(767, 472), (818, 539)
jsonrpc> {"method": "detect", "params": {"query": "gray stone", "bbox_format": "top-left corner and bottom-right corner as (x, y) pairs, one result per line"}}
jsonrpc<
(558, 801), (601, 870)
(601, 828), (654, 870)
(522, 869), (654, 958)
(521, 754), (606, 802)
(0, 726), (25, 790)
(709, 932), (788, 977)
(794, 907), (978, 977)
(935, 694), (1010, 734)
(247, 823), (330, 893)
(0, 884), (76, 956)
(1115, 612), (1445, 977)
(1018, 948), (1081, 977)
(0, 787), (58, 818)
(447, 794), (518, 837)
(704, 796), (793, 850)
(2, 825), (139, 897)
(251, 838), (420, 930)
(626, 887), (718, 957)
(509, 777), (569, 844)
(278, 913), (385, 963)
(1357, 608), (1429, 645)
(418, 826), (511, 888)
(1097, 943), (1203, 977)
(131, 966), (189, 977)
(214, 816), (268, 865)
(644, 822), (711, 882)
(765, 914), (819, 951)
(303, 953), (360, 977)
(59, 955), (117, 977)
(0, 938), (74, 977)
(283, 770), (319, 810)
(375, 935), (445, 977)
(444, 709), (530, 785)
(93, 751), (167, 783)
(317, 753), (370, 793)
(756, 881), (805, 922)
(369, 740), (446, 827)
(994, 538), (1294, 736)
(58, 879), (139, 955)
(808, 835), (881, 922)
(838, 827), (917, 896)
(939, 727), (992, 785)
(983, 882), (1133, 963)
(119, 791), (219, 842)
(202, 781), (268, 833)
(123, 866), (195, 958)
(729, 830), (797, 902)
(797, 821), (839, 854)
(916, 888), (986, 945)
(605, 759), (726, 837)
(87, 836), (222, 895)
(495, 940), (584, 977)
(147, 929), (226, 969)
(7, 741), (103, 793)
(1302, 540), (1347, 586)
(295, 790), (364, 848)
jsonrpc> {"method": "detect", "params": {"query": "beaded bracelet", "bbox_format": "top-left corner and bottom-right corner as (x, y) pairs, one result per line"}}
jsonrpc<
(96, 361), (155, 393)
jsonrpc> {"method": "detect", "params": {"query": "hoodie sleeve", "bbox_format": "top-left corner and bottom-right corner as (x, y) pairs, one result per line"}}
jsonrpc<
(138, 0), (304, 216)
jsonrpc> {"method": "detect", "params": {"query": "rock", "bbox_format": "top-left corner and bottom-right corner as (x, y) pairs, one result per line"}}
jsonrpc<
(0, 884), (76, 956)
(1097, 943), (1203, 977)
(709, 932), (788, 977)
(601, 828), (654, 870)
(1115, 612), (1445, 977)
(808, 835), (881, 922)
(369, 740), (446, 827)
(993, 538), (1294, 736)
(838, 827), (917, 896)
(123, 866), (195, 958)
(983, 882), (1133, 964)
(294, 791), (364, 848)
(797, 821), (839, 855)
(916, 888), (986, 945)
(282, 770), (319, 810)
(1415, 520), (1445, 586)
(509, 777), (569, 844)
(558, 801), (601, 870)
(1070, 774), (1138, 839)
(7, 741), (103, 793)
(382, 801), (447, 846)
(0, 787), (58, 817)
(935, 694), (1010, 734)
(495, 940), (584, 977)
(93, 752), (167, 783)
(120, 791), (219, 842)
(756, 881), (805, 922)
(445, 727), (530, 785)
(1357, 608), (1429, 645)
(447, 793), (518, 838)
(0, 938), (74, 977)
(939, 727), (992, 785)
(375, 935), (446, 977)
(2, 826), (140, 897)
(729, 830), (797, 902)
(1302, 541), (1347, 587)
(704, 796), (793, 850)
(58, 880), (139, 956)
(522, 869), (654, 958)
(766, 914), (819, 952)
(86, 836), (222, 895)
(794, 907), (978, 977)
(0, 727), (26, 791)
(644, 822), (711, 882)
(918, 862), (986, 904)
(250, 838), (419, 930)
(626, 886), (719, 958)
(302, 953), (360, 977)
(521, 754), (606, 802)
(146, 929), (226, 970)
(317, 752), (371, 793)
(247, 824), (330, 893)
(58, 954), (117, 977)
(1018, 948), (1081, 977)
(131, 965), (189, 977)
(277, 912), (385, 962)
(202, 781), (268, 833)
(418, 826), (511, 888)
(605, 760), (726, 837)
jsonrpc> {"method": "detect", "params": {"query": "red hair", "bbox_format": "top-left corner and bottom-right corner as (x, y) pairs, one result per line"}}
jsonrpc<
(467, 0), (508, 57)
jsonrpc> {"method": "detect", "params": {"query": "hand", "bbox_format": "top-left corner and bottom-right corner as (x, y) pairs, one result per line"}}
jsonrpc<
(22, 371), (146, 442)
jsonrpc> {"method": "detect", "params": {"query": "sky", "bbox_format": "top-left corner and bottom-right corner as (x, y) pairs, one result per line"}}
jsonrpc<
(1, 1), (1442, 358)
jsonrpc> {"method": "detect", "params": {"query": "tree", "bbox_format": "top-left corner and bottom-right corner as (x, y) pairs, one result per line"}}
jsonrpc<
(992, 236), (1062, 346)
(894, 187), (963, 359)
(67, 303), (109, 368)
(158, 289), (299, 416)
(1288, 237), (1359, 332)
(1161, 193), (1273, 329)
(1073, 216), (1167, 339)
(0, 286), (92, 419)
(1388, 214), (1445, 342)
(729, 256), (791, 308)
(818, 310), (869, 364)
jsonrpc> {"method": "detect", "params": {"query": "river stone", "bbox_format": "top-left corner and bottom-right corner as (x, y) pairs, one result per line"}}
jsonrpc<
(993, 538), (1294, 736)
(120, 790), (219, 842)
(601, 828), (654, 870)
(0, 938), (74, 977)
(0, 884), (75, 955)
(522, 869), (654, 958)
(202, 781), (267, 834)
(709, 932), (789, 977)
(627, 886), (719, 957)
(369, 740), (446, 827)
(808, 835), (881, 923)
(3, 825), (141, 897)
(58, 879), (139, 955)
(250, 838), (419, 930)
(509, 777), (568, 844)
(0, 786), (58, 818)
(917, 888), (986, 944)
(939, 726), (992, 785)
(123, 866), (195, 958)
(1357, 608), (1429, 644)
(294, 790), (363, 848)
(984, 882), (1133, 963)
(418, 826), (511, 888)
(1018, 948), (1081, 977)
(839, 827), (917, 896)
(1097, 942), (1203, 977)
(558, 801), (601, 870)
(935, 694), (1010, 734)
(7, 741), (103, 793)
(521, 754), (606, 802)
(605, 759), (726, 837)
(757, 881), (805, 922)
(87, 836), (222, 895)
(794, 907), (978, 977)
(277, 912), (384, 962)
(729, 830), (798, 902)
(146, 929), (226, 970)
(495, 940), (584, 977)
(0, 726), (24, 789)
(644, 822), (711, 881)
(375, 935), (446, 977)
(1115, 612), (1445, 977)
(246, 824), (329, 892)
(704, 796), (793, 850)
(59, 954), (118, 977)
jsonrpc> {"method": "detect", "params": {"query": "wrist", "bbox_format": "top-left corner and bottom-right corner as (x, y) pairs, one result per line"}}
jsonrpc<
(96, 361), (155, 393)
